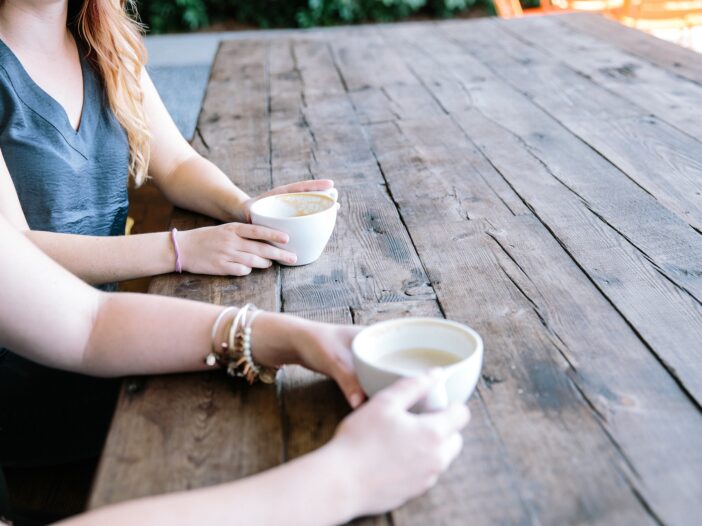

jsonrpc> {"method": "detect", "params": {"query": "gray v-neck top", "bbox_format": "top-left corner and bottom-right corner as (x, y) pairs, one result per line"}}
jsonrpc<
(0, 38), (129, 238)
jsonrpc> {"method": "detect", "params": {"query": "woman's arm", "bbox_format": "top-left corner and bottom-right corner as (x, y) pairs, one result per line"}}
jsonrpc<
(57, 373), (468, 526)
(0, 214), (357, 400)
(0, 212), (207, 370)
(0, 150), (296, 284)
(142, 69), (334, 223)
(0, 215), (469, 525)
(58, 442), (357, 526)
(140, 68), (248, 223)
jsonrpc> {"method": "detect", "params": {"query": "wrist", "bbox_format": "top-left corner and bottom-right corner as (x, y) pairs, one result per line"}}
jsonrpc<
(171, 228), (191, 273)
(251, 312), (305, 367)
(309, 441), (362, 524)
(160, 230), (179, 274)
(219, 191), (250, 223)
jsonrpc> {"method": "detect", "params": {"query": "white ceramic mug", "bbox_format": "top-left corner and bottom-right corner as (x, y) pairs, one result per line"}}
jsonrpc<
(352, 318), (484, 412)
(250, 188), (339, 266)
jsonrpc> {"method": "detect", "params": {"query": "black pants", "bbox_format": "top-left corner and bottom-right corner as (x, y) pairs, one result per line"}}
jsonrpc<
(0, 349), (119, 523)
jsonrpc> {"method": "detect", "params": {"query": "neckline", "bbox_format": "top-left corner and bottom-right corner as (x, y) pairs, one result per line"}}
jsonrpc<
(0, 36), (95, 155)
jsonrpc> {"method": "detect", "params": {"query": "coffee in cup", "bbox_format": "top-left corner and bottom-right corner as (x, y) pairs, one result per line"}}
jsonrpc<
(352, 318), (483, 412)
(250, 189), (339, 266)
(374, 347), (463, 372)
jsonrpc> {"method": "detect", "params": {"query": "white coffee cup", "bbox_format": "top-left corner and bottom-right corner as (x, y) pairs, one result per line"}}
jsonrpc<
(250, 188), (339, 266)
(352, 318), (483, 412)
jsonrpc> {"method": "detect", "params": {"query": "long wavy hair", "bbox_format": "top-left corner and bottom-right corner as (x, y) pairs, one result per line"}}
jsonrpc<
(69, 0), (150, 186)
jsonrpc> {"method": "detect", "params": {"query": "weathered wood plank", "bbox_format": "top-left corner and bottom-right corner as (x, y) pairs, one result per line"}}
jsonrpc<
(368, 116), (529, 227)
(490, 17), (702, 234)
(560, 13), (702, 86)
(349, 84), (446, 124)
(444, 18), (702, 234)
(266, 40), (435, 313)
(306, 27), (540, 525)
(328, 29), (416, 92)
(504, 16), (702, 140)
(268, 41), (378, 187)
(90, 39), (281, 508)
(485, 216), (702, 524)
(337, 24), (653, 526)
(372, 23), (702, 524)
(351, 299), (442, 324)
(89, 374), (281, 508)
(376, 23), (702, 406)
(402, 218), (658, 525)
(280, 182), (436, 310)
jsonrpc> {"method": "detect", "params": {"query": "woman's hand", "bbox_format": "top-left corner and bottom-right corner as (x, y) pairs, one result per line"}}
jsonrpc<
(236, 179), (335, 223)
(327, 374), (470, 518)
(177, 223), (297, 276)
(252, 314), (364, 408)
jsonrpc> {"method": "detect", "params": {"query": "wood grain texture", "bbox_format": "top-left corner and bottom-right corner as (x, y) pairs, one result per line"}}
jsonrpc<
(401, 218), (659, 525)
(459, 18), (702, 234)
(267, 39), (435, 313)
(505, 16), (702, 141)
(562, 13), (702, 86)
(369, 21), (702, 524)
(92, 16), (702, 524)
(89, 374), (281, 507)
(376, 23), (702, 406)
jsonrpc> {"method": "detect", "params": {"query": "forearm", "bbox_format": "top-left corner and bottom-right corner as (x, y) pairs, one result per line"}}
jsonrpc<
(84, 294), (300, 377)
(57, 443), (356, 526)
(25, 230), (177, 285)
(155, 155), (249, 223)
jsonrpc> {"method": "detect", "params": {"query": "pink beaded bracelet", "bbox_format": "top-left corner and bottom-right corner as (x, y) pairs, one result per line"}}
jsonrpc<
(170, 227), (183, 273)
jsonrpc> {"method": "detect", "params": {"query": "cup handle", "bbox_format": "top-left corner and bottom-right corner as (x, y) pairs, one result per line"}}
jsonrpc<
(422, 383), (450, 412)
(414, 370), (451, 412)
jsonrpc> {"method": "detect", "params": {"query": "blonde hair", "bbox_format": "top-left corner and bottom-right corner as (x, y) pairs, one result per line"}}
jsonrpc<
(71, 0), (150, 186)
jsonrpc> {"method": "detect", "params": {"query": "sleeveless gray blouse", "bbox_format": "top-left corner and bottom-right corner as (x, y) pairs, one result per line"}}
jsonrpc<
(0, 38), (129, 238)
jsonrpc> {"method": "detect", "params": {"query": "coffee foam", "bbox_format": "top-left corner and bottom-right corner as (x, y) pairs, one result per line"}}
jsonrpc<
(264, 194), (334, 218)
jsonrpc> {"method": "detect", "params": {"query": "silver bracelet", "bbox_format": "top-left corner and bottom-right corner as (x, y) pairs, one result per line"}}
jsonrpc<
(207, 306), (237, 366)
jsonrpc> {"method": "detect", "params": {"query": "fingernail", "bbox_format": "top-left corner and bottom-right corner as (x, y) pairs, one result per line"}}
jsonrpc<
(349, 392), (363, 408)
(287, 255), (297, 264)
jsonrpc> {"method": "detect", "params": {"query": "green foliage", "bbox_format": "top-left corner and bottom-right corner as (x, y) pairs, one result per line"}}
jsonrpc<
(136, 0), (481, 33)
(140, 0), (209, 32)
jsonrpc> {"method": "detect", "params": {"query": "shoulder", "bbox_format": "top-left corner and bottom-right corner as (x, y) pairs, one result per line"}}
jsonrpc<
(0, 65), (15, 129)
(0, 44), (20, 129)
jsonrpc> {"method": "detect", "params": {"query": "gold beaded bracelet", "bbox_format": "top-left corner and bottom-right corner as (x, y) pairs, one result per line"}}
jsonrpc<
(205, 303), (278, 384)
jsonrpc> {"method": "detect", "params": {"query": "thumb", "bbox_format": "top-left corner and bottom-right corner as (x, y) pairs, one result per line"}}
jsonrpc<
(375, 369), (443, 410)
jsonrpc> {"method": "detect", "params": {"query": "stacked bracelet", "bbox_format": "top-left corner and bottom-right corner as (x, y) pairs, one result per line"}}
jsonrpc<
(205, 303), (278, 384)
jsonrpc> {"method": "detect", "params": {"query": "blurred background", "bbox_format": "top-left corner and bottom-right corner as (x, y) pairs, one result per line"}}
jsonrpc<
(136, 0), (498, 34)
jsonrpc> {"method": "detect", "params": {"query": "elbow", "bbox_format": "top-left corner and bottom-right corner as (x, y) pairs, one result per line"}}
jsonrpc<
(79, 291), (113, 375)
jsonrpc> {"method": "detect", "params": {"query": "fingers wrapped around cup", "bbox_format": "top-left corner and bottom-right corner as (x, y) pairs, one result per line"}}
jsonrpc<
(352, 318), (483, 413)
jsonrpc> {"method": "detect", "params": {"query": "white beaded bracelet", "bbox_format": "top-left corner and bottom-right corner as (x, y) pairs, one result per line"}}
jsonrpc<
(205, 303), (277, 384)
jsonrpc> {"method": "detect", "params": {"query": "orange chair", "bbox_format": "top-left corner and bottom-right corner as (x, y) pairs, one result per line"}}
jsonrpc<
(614, 0), (702, 30)
(493, 0), (623, 18)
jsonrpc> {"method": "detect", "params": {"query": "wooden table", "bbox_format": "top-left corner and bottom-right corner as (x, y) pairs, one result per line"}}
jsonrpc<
(90, 13), (702, 525)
